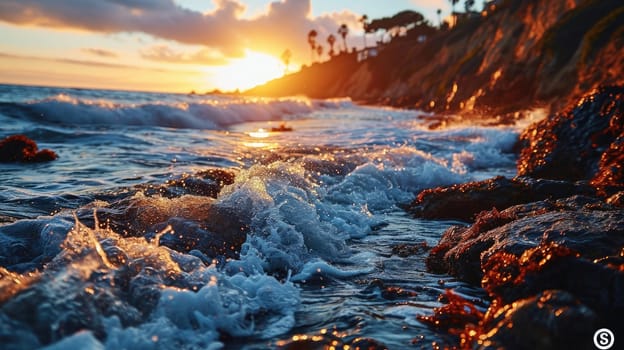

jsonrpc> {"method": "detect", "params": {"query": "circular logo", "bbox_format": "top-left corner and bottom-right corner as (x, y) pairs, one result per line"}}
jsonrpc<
(593, 328), (615, 350)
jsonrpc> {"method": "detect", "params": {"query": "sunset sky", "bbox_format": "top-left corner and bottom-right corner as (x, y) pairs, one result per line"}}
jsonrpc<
(0, 0), (454, 93)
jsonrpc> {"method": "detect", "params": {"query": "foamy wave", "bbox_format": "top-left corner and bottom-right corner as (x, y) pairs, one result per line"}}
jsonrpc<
(0, 94), (353, 130)
(3, 212), (300, 350)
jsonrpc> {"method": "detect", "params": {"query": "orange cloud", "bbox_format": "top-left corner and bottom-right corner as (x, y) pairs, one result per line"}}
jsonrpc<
(81, 48), (118, 58)
(0, 0), (362, 64)
(140, 45), (228, 65)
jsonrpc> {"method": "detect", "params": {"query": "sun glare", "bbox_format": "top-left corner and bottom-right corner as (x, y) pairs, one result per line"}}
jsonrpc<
(248, 128), (270, 138)
(211, 50), (284, 92)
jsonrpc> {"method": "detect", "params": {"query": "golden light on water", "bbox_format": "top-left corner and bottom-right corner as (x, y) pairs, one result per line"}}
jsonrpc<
(243, 141), (278, 148)
(243, 128), (276, 148)
(248, 128), (270, 138)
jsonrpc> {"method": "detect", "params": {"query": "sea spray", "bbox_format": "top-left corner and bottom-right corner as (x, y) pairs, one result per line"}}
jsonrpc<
(0, 84), (527, 348)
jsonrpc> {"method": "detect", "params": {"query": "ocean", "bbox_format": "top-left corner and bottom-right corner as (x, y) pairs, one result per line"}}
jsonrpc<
(0, 83), (523, 349)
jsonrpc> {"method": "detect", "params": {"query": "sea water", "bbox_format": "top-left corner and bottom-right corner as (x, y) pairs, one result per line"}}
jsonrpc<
(0, 84), (523, 349)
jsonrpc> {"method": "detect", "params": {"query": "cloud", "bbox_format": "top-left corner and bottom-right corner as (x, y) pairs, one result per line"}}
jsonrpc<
(140, 45), (228, 65)
(0, 0), (361, 62)
(0, 51), (183, 72)
(81, 48), (118, 58)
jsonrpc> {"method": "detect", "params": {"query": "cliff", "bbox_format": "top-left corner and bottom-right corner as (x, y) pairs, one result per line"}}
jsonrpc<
(247, 0), (624, 116)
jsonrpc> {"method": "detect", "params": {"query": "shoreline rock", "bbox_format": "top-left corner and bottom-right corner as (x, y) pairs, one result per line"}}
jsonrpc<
(0, 135), (57, 163)
(415, 86), (624, 348)
(408, 176), (594, 222)
(425, 196), (624, 283)
(517, 85), (624, 191)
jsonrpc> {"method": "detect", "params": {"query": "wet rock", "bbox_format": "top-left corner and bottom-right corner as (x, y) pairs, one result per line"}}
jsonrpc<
(481, 242), (624, 325)
(606, 191), (624, 207)
(478, 290), (598, 350)
(421, 242), (623, 349)
(391, 241), (430, 257)
(416, 73), (624, 350)
(0, 134), (57, 162)
(408, 176), (594, 221)
(426, 196), (624, 284)
(417, 289), (484, 334)
(149, 215), (246, 260)
(91, 193), (214, 236)
(591, 136), (624, 194)
(158, 168), (236, 198)
(362, 279), (418, 300)
(516, 85), (624, 184)
(422, 194), (624, 349)
(271, 123), (293, 132)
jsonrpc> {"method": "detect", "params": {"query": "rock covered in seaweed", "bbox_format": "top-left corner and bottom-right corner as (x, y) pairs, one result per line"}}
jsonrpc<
(425, 196), (624, 284)
(516, 85), (624, 187)
(421, 198), (624, 348)
(591, 135), (624, 193)
(481, 241), (624, 323)
(0, 134), (57, 162)
(408, 176), (594, 221)
(480, 290), (598, 350)
(421, 242), (623, 349)
(415, 86), (624, 350)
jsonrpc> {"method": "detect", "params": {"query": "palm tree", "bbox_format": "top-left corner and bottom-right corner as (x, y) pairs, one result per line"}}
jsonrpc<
(307, 29), (318, 63)
(437, 8), (442, 27)
(327, 34), (336, 57)
(281, 49), (291, 74)
(360, 14), (369, 48)
(316, 45), (324, 62)
(338, 24), (349, 52)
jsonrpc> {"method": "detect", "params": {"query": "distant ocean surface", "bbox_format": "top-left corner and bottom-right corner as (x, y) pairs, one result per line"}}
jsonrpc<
(0, 84), (521, 349)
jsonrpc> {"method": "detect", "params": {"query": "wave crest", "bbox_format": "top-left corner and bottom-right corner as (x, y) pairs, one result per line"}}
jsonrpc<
(0, 94), (353, 130)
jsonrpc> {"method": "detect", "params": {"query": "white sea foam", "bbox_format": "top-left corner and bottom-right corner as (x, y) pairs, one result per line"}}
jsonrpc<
(33, 215), (301, 350)
(41, 330), (104, 350)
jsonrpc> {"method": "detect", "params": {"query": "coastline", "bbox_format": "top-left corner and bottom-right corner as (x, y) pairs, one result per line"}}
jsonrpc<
(407, 85), (624, 348)
(1, 0), (623, 347)
(246, 0), (624, 119)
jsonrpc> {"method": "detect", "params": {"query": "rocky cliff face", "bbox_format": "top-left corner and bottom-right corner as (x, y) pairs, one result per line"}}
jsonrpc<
(248, 0), (624, 116)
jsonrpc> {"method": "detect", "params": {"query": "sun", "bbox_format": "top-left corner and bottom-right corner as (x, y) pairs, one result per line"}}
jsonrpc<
(210, 50), (284, 92)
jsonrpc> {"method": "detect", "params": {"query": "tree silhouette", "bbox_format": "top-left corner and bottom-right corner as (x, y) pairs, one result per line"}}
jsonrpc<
(465, 0), (475, 12)
(338, 24), (349, 52)
(366, 11), (426, 37)
(316, 45), (323, 61)
(281, 49), (291, 74)
(327, 34), (336, 57)
(437, 8), (442, 27)
(360, 14), (369, 48)
(307, 29), (318, 63)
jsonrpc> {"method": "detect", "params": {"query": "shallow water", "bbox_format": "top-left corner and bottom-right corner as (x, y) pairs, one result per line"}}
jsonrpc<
(0, 84), (520, 349)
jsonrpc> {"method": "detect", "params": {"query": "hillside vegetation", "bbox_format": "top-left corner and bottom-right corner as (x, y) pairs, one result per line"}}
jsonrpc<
(247, 0), (624, 116)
